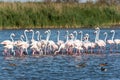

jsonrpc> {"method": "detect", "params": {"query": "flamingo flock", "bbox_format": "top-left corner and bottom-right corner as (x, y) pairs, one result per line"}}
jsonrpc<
(1, 27), (120, 57)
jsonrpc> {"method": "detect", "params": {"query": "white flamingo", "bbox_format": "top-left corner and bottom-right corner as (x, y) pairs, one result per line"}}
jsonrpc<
(29, 29), (35, 43)
(103, 32), (108, 53)
(114, 39), (120, 50)
(107, 30), (115, 52)
(94, 28), (106, 53)
(111, 30), (120, 51)
(104, 32), (107, 43)
(35, 31), (42, 49)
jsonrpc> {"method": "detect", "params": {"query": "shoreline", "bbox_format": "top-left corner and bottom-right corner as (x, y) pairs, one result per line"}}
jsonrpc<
(1, 25), (120, 30)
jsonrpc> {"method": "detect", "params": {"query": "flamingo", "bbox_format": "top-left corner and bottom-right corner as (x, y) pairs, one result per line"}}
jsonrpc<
(84, 33), (96, 53)
(54, 43), (65, 55)
(107, 30), (115, 53)
(94, 28), (106, 53)
(17, 30), (29, 56)
(30, 30), (40, 47)
(46, 30), (58, 54)
(40, 30), (52, 55)
(82, 34), (92, 53)
(14, 35), (25, 56)
(103, 32), (108, 53)
(57, 31), (64, 47)
(35, 31), (44, 55)
(73, 31), (83, 55)
(30, 31), (41, 56)
(54, 31), (65, 55)
(29, 29), (36, 43)
(104, 32), (107, 43)
(111, 30), (120, 52)
(1, 33), (15, 46)
(79, 31), (83, 42)
(55, 31), (74, 55)
(114, 39), (120, 51)
(65, 31), (74, 55)
(2, 33), (15, 56)
(35, 31), (42, 48)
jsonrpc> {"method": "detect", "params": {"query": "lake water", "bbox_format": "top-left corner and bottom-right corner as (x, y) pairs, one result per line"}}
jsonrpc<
(0, 28), (120, 80)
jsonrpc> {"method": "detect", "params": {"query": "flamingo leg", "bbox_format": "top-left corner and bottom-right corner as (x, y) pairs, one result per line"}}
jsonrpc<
(90, 47), (93, 54)
(25, 49), (28, 55)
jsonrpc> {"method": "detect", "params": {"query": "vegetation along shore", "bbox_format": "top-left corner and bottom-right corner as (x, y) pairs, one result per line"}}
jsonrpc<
(0, 1), (120, 29)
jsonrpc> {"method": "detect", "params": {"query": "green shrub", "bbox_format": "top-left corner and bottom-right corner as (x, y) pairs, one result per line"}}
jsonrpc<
(0, 2), (120, 29)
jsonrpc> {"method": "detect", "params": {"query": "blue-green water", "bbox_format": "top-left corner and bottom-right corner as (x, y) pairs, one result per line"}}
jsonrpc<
(1, 54), (120, 80)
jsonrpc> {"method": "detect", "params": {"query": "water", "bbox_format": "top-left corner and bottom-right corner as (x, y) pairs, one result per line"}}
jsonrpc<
(0, 28), (120, 80)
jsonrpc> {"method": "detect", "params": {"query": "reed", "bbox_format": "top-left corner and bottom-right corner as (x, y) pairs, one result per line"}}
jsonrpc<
(0, 2), (120, 29)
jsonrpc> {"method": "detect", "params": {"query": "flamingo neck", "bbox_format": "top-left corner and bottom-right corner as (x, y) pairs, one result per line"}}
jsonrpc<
(48, 30), (51, 40)
(46, 30), (51, 41)
(97, 29), (100, 41)
(20, 35), (24, 42)
(74, 31), (77, 40)
(112, 31), (115, 41)
(80, 31), (83, 42)
(46, 33), (49, 41)
(86, 35), (89, 42)
(66, 31), (69, 42)
(95, 32), (97, 43)
(39, 35), (41, 41)
(31, 30), (34, 41)
(24, 30), (28, 42)
(104, 33), (108, 43)
(36, 31), (40, 41)
(10, 34), (14, 42)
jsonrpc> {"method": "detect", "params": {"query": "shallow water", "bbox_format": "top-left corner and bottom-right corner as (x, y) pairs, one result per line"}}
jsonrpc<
(1, 54), (120, 80)
(0, 28), (120, 80)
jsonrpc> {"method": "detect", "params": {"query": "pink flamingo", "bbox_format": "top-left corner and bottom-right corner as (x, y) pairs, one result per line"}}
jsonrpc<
(40, 30), (53, 55)
(73, 31), (83, 55)
(54, 31), (65, 55)
(82, 34), (92, 53)
(17, 30), (29, 56)
(57, 31), (64, 47)
(55, 31), (74, 55)
(65, 31), (74, 55)
(30, 31), (41, 56)
(1, 33), (15, 56)
(47, 30), (58, 54)
(84, 33), (96, 53)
